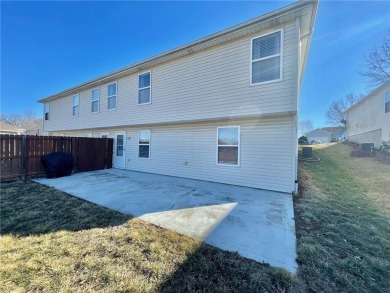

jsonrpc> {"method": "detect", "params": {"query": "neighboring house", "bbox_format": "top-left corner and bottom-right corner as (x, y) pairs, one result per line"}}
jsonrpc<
(322, 127), (344, 142)
(346, 82), (390, 148)
(0, 122), (25, 135)
(0, 121), (49, 136)
(306, 128), (332, 143)
(306, 127), (344, 144)
(38, 0), (318, 194)
(25, 124), (49, 136)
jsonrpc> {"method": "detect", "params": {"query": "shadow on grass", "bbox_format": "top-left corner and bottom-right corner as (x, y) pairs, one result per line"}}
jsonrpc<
(0, 180), (132, 237)
(157, 243), (300, 292)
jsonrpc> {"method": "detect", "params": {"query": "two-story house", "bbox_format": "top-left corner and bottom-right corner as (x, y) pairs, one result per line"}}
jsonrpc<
(39, 0), (318, 194)
(346, 82), (390, 149)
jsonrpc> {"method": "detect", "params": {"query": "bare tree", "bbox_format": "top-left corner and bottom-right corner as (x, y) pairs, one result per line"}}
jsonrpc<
(326, 93), (363, 129)
(299, 119), (314, 136)
(361, 34), (390, 87)
(1, 111), (43, 130)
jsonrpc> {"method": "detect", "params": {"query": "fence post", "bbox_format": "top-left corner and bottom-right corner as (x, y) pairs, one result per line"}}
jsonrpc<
(105, 138), (108, 169)
(72, 137), (78, 173)
(21, 135), (26, 181)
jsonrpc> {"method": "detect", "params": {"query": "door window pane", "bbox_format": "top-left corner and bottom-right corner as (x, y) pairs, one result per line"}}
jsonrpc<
(116, 135), (124, 156)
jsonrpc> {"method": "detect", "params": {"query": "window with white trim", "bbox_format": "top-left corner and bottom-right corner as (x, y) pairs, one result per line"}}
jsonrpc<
(138, 72), (151, 104)
(139, 130), (150, 158)
(251, 30), (282, 84)
(44, 103), (49, 120)
(108, 82), (117, 109)
(92, 88), (100, 112)
(385, 90), (390, 113)
(217, 127), (240, 165)
(72, 95), (79, 116)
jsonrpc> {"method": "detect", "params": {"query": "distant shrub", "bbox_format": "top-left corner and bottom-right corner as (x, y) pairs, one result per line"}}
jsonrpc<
(298, 136), (308, 144)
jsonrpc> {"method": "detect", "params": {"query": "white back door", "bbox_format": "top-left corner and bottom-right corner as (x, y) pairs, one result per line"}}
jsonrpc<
(114, 132), (126, 169)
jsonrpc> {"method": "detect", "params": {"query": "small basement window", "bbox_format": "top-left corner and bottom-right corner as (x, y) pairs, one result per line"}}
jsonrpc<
(217, 126), (240, 165)
(251, 30), (283, 85)
(72, 95), (79, 117)
(108, 82), (117, 109)
(139, 130), (150, 158)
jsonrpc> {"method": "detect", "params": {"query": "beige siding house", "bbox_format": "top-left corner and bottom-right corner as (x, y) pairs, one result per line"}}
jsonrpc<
(0, 122), (25, 135)
(39, 0), (318, 194)
(306, 127), (344, 143)
(346, 82), (390, 148)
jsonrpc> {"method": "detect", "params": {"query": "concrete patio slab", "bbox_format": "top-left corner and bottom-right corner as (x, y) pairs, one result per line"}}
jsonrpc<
(34, 169), (297, 272)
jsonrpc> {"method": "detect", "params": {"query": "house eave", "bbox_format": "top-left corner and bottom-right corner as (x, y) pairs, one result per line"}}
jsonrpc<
(38, 0), (318, 103)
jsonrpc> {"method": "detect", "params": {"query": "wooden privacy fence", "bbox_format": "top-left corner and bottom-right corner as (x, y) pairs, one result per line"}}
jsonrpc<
(0, 135), (113, 180)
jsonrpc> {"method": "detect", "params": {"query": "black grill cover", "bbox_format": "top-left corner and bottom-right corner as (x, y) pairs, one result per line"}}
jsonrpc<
(41, 152), (74, 178)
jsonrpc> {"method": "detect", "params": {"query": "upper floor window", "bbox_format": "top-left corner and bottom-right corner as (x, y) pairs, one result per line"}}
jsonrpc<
(138, 72), (151, 104)
(108, 82), (117, 109)
(72, 95), (79, 116)
(217, 126), (240, 166)
(44, 103), (49, 120)
(92, 88), (100, 113)
(251, 30), (283, 85)
(139, 130), (150, 158)
(385, 90), (390, 113)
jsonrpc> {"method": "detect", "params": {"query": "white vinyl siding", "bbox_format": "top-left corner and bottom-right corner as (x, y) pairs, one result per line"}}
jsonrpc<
(72, 95), (79, 117)
(347, 84), (390, 148)
(138, 130), (150, 158)
(217, 126), (240, 166)
(385, 90), (390, 113)
(44, 103), (49, 120)
(138, 72), (151, 104)
(251, 30), (283, 85)
(108, 83), (117, 109)
(92, 88), (100, 112)
(42, 22), (297, 132)
(56, 117), (294, 193)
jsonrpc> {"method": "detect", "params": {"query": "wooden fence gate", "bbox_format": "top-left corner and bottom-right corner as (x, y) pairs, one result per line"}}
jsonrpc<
(0, 135), (113, 180)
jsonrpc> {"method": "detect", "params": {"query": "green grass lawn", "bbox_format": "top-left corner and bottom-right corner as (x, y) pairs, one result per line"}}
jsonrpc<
(1, 143), (389, 292)
(295, 143), (390, 292)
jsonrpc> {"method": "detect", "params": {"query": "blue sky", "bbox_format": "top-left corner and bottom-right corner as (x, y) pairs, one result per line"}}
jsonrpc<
(1, 1), (389, 127)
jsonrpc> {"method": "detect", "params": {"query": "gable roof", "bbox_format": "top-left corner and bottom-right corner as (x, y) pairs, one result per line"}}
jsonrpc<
(345, 81), (390, 113)
(322, 126), (344, 133)
(306, 128), (331, 135)
(39, 0), (318, 103)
